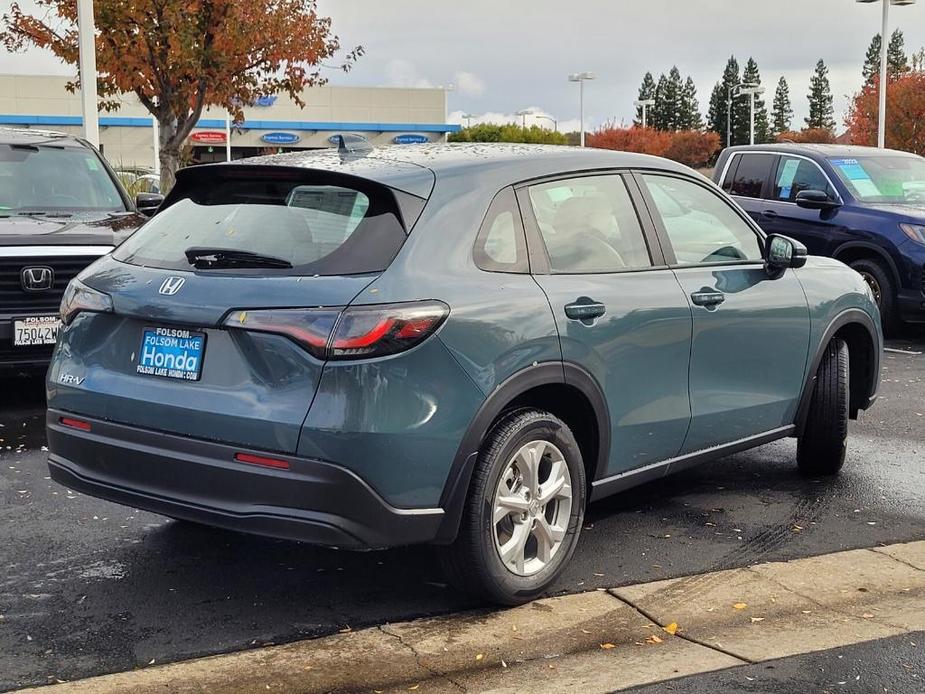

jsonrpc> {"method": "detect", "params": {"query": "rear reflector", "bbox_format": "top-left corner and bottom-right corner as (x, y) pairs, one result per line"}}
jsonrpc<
(59, 417), (91, 432)
(233, 452), (290, 470)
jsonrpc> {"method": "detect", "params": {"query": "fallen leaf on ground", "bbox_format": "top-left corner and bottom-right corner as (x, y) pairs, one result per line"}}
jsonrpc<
(645, 634), (663, 644)
(475, 653), (484, 661)
(733, 603), (748, 610)
(750, 617), (765, 623)
(600, 643), (616, 650)
(663, 622), (679, 635)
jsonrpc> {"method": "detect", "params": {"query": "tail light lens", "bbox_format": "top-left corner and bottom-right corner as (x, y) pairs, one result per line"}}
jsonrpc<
(223, 301), (449, 361)
(60, 279), (114, 325)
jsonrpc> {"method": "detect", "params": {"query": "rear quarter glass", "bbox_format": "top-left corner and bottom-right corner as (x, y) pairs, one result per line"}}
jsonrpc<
(112, 173), (411, 275)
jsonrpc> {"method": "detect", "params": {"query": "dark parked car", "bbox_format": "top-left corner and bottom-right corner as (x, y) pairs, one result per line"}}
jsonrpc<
(46, 144), (881, 604)
(0, 127), (163, 372)
(714, 143), (925, 331)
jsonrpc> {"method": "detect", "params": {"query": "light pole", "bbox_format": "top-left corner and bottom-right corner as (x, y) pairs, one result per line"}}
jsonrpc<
(633, 98), (656, 128)
(856, 0), (917, 148)
(726, 82), (757, 148)
(515, 109), (533, 136)
(461, 113), (476, 128)
(76, 0), (99, 148)
(535, 114), (558, 131)
(738, 85), (766, 145)
(569, 72), (595, 147)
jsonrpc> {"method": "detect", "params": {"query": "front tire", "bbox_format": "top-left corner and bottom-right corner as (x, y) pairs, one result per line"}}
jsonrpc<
(850, 259), (898, 334)
(439, 409), (587, 605)
(797, 338), (849, 476)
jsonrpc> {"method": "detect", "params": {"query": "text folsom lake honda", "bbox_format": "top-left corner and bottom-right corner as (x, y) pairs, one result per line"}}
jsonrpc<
(46, 143), (881, 604)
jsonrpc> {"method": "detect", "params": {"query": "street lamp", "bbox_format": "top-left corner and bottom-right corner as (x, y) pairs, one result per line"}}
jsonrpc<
(515, 109), (534, 135)
(569, 72), (595, 147)
(76, 0), (99, 147)
(461, 113), (476, 128)
(535, 114), (558, 131)
(726, 82), (756, 148)
(633, 98), (656, 128)
(738, 85), (766, 145)
(856, 0), (917, 148)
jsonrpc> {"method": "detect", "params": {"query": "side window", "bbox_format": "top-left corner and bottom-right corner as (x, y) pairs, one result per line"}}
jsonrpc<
(726, 153), (774, 198)
(527, 175), (652, 274)
(641, 174), (763, 265)
(773, 156), (838, 202)
(473, 187), (528, 273)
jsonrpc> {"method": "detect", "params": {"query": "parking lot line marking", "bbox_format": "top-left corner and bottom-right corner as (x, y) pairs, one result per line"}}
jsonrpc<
(884, 347), (922, 355)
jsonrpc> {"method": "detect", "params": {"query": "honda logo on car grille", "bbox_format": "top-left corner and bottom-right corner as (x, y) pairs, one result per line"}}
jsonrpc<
(21, 266), (54, 292)
(158, 277), (186, 295)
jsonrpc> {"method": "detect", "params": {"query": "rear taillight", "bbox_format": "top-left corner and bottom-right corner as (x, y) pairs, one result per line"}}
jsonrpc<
(60, 279), (113, 325)
(223, 301), (449, 361)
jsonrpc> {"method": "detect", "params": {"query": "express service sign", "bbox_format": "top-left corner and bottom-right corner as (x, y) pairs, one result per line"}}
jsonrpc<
(393, 134), (430, 145)
(261, 132), (301, 145)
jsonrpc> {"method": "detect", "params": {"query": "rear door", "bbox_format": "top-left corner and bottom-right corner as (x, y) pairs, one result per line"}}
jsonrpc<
(519, 172), (693, 477)
(719, 152), (777, 227)
(636, 171), (810, 453)
(49, 166), (426, 454)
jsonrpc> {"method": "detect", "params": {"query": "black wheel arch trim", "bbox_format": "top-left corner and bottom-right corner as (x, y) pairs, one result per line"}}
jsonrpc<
(795, 308), (880, 436)
(434, 361), (610, 544)
(832, 241), (901, 287)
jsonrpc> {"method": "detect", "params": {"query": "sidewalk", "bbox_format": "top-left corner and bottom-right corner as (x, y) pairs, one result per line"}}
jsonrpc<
(20, 541), (925, 694)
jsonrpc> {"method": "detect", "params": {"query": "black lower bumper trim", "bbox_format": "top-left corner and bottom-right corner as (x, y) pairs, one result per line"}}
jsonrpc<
(46, 409), (444, 549)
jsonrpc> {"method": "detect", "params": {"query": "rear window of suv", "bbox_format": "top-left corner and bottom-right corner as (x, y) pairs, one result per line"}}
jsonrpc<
(724, 153), (775, 199)
(113, 173), (409, 275)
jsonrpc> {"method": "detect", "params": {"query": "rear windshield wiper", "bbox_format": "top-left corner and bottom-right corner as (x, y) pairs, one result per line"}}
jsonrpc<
(184, 247), (293, 269)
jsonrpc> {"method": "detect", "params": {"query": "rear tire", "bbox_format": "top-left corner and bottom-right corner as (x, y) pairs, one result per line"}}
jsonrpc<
(850, 258), (898, 335)
(439, 409), (587, 605)
(797, 338), (849, 476)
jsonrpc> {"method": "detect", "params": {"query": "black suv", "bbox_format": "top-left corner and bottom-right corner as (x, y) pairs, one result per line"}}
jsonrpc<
(714, 144), (925, 331)
(0, 127), (161, 372)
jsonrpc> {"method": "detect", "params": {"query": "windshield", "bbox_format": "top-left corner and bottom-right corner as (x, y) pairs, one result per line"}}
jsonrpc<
(0, 143), (126, 212)
(113, 176), (408, 275)
(828, 155), (925, 205)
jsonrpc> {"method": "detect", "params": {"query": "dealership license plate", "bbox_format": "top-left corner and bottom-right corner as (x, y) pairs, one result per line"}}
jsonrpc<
(13, 316), (61, 346)
(136, 327), (206, 381)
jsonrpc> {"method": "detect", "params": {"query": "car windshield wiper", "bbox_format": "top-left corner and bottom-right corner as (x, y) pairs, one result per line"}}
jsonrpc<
(184, 247), (293, 269)
(2, 211), (74, 218)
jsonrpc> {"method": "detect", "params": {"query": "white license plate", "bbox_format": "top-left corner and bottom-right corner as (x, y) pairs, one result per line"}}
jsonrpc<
(13, 316), (61, 347)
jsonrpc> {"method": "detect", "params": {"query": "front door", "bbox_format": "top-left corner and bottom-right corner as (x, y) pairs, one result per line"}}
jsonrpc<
(519, 173), (693, 476)
(636, 172), (811, 454)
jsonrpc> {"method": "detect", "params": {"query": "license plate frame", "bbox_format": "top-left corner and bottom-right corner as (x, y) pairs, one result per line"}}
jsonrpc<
(135, 326), (206, 381)
(13, 315), (61, 347)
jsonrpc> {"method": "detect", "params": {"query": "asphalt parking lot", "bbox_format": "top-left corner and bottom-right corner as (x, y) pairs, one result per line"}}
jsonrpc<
(1, 331), (924, 691)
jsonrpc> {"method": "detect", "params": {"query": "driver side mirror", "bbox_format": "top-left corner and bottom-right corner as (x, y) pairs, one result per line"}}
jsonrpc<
(795, 189), (840, 211)
(765, 234), (807, 279)
(135, 192), (164, 217)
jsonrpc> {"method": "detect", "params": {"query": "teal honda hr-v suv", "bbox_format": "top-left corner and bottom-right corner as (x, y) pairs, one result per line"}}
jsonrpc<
(46, 143), (882, 604)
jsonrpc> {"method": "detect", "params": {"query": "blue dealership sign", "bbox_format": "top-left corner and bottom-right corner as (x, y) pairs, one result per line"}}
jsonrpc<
(253, 95), (278, 107)
(261, 132), (301, 145)
(393, 134), (430, 145)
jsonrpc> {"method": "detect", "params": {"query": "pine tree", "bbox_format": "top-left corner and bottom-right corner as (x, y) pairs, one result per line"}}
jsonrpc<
(863, 29), (910, 84)
(806, 59), (836, 131)
(678, 76), (703, 130)
(651, 67), (684, 131)
(770, 76), (793, 139)
(634, 72), (657, 126)
(706, 56), (742, 146)
(740, 57), (770, 143)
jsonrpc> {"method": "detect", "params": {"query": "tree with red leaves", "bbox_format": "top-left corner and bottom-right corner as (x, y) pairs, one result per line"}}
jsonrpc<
(845, 71), (925, 155)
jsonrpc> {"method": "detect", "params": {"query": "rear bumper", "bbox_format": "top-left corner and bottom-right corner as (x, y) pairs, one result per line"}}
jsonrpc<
(46, 409), (444, 549)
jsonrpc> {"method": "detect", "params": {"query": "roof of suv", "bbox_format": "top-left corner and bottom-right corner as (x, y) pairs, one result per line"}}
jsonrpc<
(722, 143), (919, 159)
(0, 126), (86, 147)
(194, 143), (694, 199)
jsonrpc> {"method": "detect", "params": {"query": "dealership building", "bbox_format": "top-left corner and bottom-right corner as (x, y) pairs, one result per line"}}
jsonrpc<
(0, 74), (459, 169)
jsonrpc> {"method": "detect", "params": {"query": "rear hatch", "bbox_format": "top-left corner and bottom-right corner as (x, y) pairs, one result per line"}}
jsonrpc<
(48, 163), (432, 454)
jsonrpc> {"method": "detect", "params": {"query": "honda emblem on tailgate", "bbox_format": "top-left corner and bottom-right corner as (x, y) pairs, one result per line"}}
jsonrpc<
(21, 266), (54, 292)
(158, 277), (185, 295)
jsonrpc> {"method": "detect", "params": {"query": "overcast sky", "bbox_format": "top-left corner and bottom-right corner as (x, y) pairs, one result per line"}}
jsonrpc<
(5, 0), (925, 133)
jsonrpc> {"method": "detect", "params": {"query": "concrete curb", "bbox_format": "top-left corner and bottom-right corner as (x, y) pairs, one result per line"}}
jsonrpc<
(19, 541), (925, 694)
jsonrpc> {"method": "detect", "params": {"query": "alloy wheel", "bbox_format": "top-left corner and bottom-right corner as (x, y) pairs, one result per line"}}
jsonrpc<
(859, 270), (882, 307)
(491, 439), (573, 576)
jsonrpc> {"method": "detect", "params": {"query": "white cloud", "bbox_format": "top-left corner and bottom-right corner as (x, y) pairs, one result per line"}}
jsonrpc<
(383, 59), (434, 89)
(454, 71), (486, 98)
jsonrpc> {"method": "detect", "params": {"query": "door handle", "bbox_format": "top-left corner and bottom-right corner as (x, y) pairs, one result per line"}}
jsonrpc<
(564, 299), (606, 321)
(763, 209), (779, 219)
(690, 291), (725, 307)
